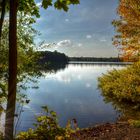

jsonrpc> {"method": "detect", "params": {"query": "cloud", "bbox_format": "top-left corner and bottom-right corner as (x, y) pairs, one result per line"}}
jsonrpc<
(36, 42), (56, 51)
(36, 2), (42, 7)
(36, 40), (73, 51)
(56, 40), (73, 48)
(34, 0), (118, 57)
(40, 43), (50, 49)
(86, 35), (92, 39)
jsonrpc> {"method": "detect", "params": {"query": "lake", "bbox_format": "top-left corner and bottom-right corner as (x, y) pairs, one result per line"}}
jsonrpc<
(16, 62), (126, 132)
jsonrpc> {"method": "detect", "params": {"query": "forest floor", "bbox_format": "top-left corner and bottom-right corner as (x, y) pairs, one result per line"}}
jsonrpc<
(70, 122), (140, 140)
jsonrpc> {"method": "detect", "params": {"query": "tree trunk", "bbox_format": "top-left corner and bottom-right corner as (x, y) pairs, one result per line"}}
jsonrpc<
(5, 0), (18, 139)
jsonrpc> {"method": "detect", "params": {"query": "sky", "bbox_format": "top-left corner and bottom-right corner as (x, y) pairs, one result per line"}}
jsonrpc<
(34, 0), (119, 57)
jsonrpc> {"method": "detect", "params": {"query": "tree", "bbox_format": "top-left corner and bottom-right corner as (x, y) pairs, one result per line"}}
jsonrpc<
(0, 13), (45, 139)
(112, 0), (140, 61)
(5, 1), (18, 139)
(0, 0), (80, 139)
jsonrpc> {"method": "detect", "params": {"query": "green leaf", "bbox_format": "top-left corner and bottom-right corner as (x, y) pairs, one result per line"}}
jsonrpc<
(42, 0), (53, 9)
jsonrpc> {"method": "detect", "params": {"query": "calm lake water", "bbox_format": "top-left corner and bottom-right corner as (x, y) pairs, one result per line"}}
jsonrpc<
(17, 62), (126, 132)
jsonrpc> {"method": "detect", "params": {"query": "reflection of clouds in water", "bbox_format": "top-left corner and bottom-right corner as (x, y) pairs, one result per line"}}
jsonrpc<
(43, 64), (124, 85)
(86, 83), (91, 88)
(54, 73), (83, 84)
(55, 75), (71, 84)
(24, 105), (41, 116)
(77, 75), (82, 80)
(24, 105), (31, 109)
(44, 73), (71, 84)
(64, 99), (69, 104)
(72, 99), (114, 116)
(44, 65), (108, 83)
(18, 64), (124, 129)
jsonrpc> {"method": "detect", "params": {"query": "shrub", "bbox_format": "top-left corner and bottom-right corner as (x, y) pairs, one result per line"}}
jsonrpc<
(16, 106), (74, 140)
(98, 62), (140, 103)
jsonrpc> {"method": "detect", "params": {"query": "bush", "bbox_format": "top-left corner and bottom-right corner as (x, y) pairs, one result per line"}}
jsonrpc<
(16, 106), (74, 140)
(128, 119), (140, 128)
(98, 62), (140, 103)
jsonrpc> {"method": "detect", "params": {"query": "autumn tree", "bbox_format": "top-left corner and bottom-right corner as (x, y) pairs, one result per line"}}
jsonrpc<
(98, 0), (140, 128)
(112, 0), (140, 61)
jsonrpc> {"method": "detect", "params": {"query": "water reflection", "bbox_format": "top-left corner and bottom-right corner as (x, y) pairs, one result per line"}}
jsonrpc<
(39, 62), (68, 73)
(17, 63), (126, 132)
(102, 93), (140, 122)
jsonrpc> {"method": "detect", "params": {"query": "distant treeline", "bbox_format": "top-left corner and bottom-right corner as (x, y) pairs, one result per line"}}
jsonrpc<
(69, 57), (121, 62)
(36, 51), (121, 64)
(37, 51), (69, 64)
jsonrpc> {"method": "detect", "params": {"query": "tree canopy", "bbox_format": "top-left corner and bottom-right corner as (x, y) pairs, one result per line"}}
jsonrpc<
(112, 0), (140, 61)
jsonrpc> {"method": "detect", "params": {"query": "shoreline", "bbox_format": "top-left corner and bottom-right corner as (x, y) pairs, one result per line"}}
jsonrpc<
(70, 121), (140, 140)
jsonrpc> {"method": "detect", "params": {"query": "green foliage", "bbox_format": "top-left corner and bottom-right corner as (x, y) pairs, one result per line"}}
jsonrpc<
(0, 13), (40, 100)
(16, 106), (75, 140)
(128, 119), (140, 128)
(0, 13), (38, 68)
(0, 0), (80, 139)
(0, 0), (40, 18)
(37, 51), (69, 64)
(0, 0), (80, 17)
(54, 0), (79, 11)
(18, 0), (40, 17)
(42, 0), (53, 9)
(98, 62), (140, 103)
(41, 0), (80, 11)
(98, 62), (140, 123)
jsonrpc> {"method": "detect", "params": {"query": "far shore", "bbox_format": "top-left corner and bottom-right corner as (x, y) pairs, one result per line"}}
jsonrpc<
(69, 61), (133, 65)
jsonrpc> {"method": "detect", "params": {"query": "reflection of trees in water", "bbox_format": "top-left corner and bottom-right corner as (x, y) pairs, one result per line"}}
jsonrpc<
(102, 94), (140, 121)
(0, 72), (40, 136)
(37, 51), (69, 73)
(14, 62), (68, 134)
(69, 62), (130, 67)
(0, 61), (68, 137)
(38, 62), (68, 73)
